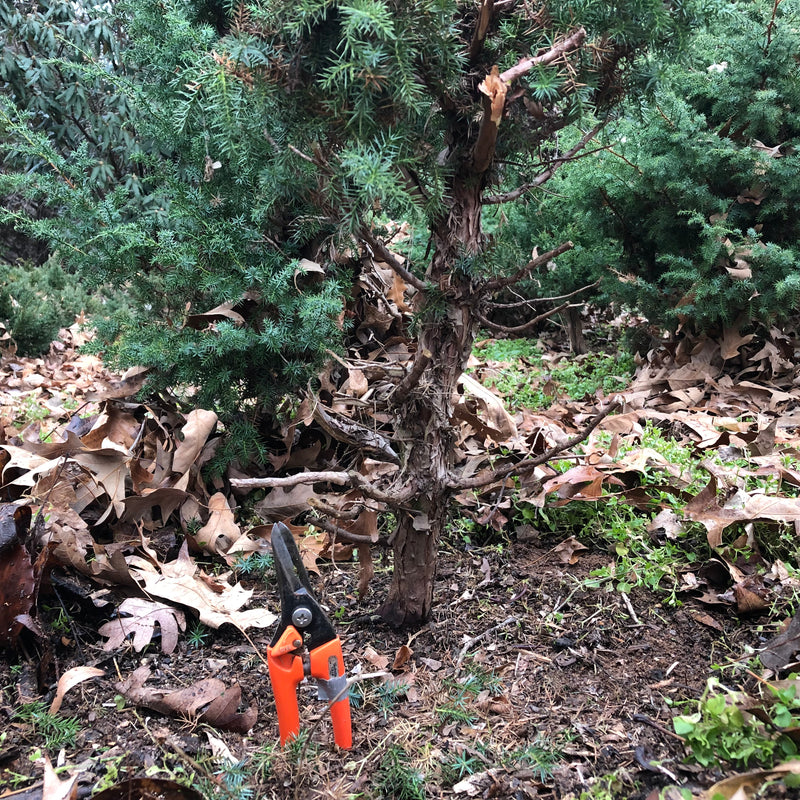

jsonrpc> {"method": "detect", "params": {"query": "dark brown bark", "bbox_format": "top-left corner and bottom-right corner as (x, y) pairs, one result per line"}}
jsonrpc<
(379, 173), (485, 626)
(378, 29), (591, 627)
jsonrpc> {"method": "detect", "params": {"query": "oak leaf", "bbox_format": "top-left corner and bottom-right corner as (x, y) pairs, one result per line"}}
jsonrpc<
(98, 598), (186, 654)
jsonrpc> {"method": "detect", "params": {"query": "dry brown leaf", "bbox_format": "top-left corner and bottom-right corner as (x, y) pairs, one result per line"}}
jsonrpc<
(700, 760), (800, 800)
(192, 492), (241, 555)
(71, 446), (130, 523)
(184, 301), (245, 330)
(553, 536), (588, 565)
(116, 665), (256, 732)
(49, 666), (105, 714)
(126, 541), (276, 630)
(392, 644), (413, 670)
(363, 645), (390, 671)
(721, 327), (755, 360)
(98, 598), (186, 654)
(171, 409), (218, 475)
(92, 778), (205, 800)
(253, 483), (317, 519)
(42, 756), (78, 800)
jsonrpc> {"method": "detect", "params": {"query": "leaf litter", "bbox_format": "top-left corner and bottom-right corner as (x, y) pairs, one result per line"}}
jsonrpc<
(4, 318), (800, 797)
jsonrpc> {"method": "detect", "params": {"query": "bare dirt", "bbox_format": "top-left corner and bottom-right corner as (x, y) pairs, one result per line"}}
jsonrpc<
(0, 531), (767, 799)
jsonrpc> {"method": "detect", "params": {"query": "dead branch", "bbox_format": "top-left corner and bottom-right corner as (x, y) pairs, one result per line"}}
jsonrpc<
(229, 471), (354, 490)
(229, 469), (414, 506)
(499, 27), (586, 84)
(310, 515), (385, 546)
(487, 280), (601, 309)
(468, 0), (495, 63)
(483, 240), (573, 293)
(390, 348), (432, 406)
(360, 228), (427, 292)
(476, 301), (569, 335)
(313, 402), (400, 465)
(307, 496), (365, 520)
(483, 122), (605, 204)
(449, 399), (621, 490)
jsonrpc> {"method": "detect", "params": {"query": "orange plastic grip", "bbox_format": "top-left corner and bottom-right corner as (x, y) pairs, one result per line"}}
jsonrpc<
(266, 626), (305, 745)
(309, 637), (352, 749)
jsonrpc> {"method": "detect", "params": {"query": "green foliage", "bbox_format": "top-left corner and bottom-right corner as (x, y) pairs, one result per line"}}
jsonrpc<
(376, 744), (427, 800)
(0, 256), (124, 356)
(185, 621), (210, 649)
(521, 0), (800, 335)
(672, 676), (800, 767)
(472, 338), (634, 410)
(12, 701), (81, 750)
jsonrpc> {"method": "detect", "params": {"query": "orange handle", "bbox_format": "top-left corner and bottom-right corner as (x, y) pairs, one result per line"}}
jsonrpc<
(309, 637), (353, 749)
(267, 626), (305, 745)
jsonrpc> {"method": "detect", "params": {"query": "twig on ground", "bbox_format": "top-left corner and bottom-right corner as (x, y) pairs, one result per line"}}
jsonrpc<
(455, 615), (518, 672)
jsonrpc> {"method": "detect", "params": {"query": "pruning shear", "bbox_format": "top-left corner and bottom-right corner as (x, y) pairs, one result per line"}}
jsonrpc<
(267, 522), (352, 749)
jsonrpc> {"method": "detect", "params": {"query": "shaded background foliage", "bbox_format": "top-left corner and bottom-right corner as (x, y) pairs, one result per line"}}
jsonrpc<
(516, 0), (800, 337)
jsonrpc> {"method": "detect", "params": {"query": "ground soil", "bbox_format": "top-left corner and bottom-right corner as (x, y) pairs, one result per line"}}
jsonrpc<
(0, 530), (768, 799)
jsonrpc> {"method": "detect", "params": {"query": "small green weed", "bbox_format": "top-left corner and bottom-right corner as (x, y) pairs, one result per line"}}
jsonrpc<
(510, 735), (564, 782)
(376, 744), (426, 800)
(186, 621), (210, 649)
(231, 550), (273, 581)
(350, 677), (409, 721)
(441, 748), (481, 784)
(671, 676), (800, 767)
(436, 664), (503, 724)
(12, 701), (81, 750)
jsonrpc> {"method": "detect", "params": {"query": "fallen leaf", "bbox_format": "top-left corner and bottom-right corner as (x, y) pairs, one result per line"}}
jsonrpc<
(392, 644), (413, 670)
(760, 612), (800, 672)
(42, 756), (78, 800)
(700, 760), (800, 800)
(363, 646), (390, 671)
(192, 492), (241, 555)
(171, 409), (218, 475)
(126, 541), (276, 630)
(115, 665), (256, 732)
(98, 598), (186, 654)
(92, 778), (205, 800)
(553, 536), (588, 565)
(49, 666), (105, 714)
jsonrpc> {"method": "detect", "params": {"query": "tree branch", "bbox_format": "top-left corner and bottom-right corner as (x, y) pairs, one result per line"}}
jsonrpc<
(310, 515), (385, 546)
(360, 228), (427, 292)
(476, 301), (569, 335)
(487, 280), (600, 309)
(390, 348), (432, 406)
(468, 0), (495, 63)
(229, 471), (353, 490)
(229, 469), (415, 506)
(483, 241), (573, 293)
(499, 27), (587, 84)
(449, 400), (621, 491)
(483, 123), (605, 204)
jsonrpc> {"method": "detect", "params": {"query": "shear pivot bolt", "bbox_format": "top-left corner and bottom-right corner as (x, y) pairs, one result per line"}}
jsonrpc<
(292, 607), (313, 628)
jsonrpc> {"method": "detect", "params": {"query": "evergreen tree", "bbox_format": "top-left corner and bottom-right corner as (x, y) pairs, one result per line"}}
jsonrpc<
(1, 0), (711, 625)
(518, 0), (800, 337)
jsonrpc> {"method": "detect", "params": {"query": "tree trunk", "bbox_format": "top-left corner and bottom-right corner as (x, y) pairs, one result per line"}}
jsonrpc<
(378, 173), (485, 627)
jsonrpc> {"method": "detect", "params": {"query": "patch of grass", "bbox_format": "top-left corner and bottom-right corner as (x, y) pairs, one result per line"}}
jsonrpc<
(12, 701), (81, 750)
(471, 338), (634, 411)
